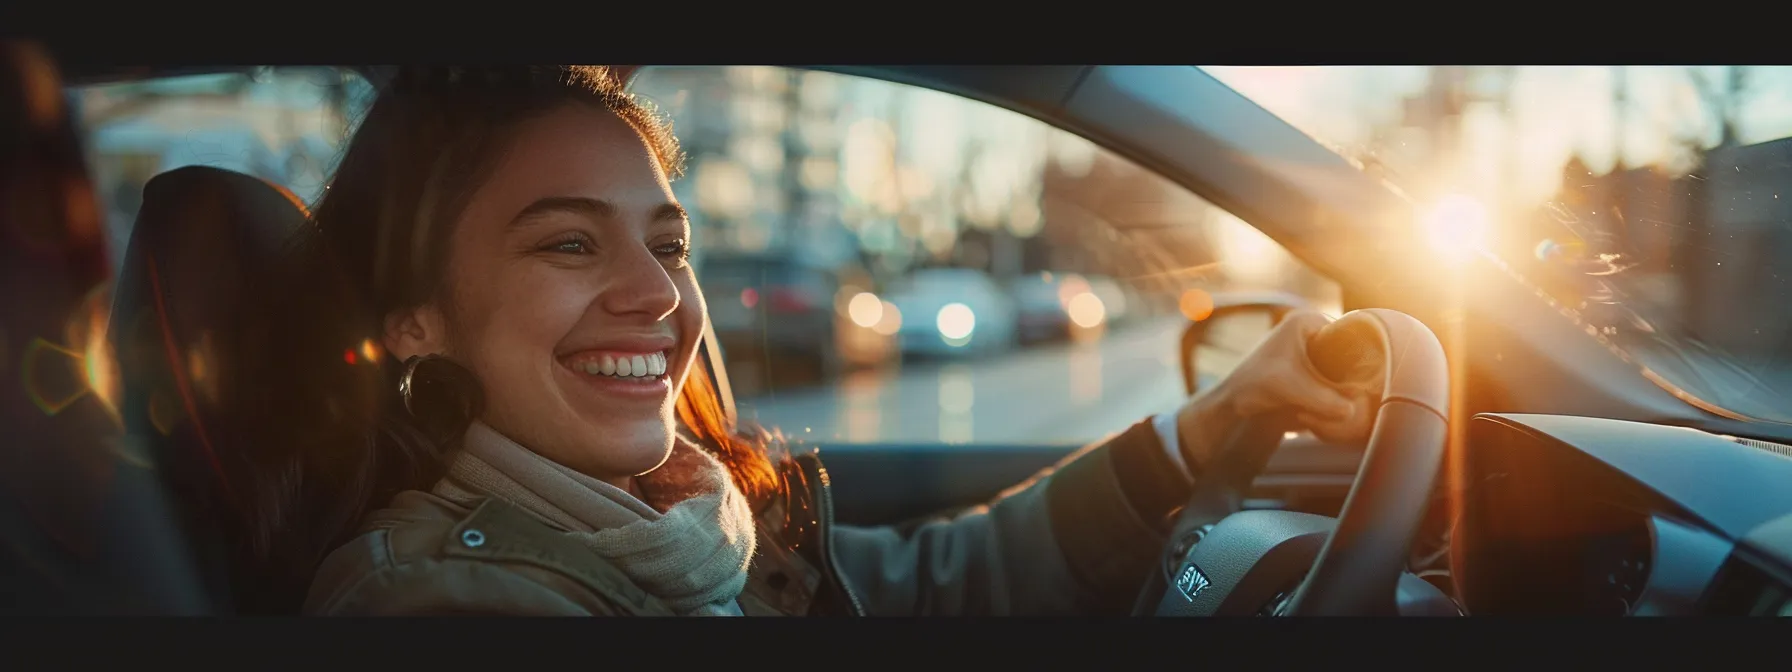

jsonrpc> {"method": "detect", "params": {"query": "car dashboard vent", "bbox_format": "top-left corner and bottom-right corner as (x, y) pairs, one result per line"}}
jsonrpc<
(1724, 435), (1792, 461)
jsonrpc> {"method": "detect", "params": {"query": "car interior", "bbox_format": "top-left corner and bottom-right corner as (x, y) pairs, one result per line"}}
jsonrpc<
(8, 50), (1792, 617)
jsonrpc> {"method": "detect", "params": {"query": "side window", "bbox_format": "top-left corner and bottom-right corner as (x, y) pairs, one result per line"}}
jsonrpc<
(631, 67), (1340, 445)
(72, 67), (375, 272)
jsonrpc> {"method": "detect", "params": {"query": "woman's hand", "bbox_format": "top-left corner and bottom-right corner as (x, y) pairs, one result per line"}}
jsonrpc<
(1172, 310), (1381, 475)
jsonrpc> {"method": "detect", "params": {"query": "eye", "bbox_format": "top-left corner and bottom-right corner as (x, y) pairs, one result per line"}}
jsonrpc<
(540, 233), (594, 255)
(653, 239), (691, 263)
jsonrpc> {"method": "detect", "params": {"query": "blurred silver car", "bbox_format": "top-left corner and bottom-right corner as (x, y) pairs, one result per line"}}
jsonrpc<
(883, 268), (1017, 358)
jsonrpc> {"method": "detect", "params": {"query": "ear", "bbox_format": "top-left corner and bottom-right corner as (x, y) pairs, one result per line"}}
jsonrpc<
(382, 303), (449, 363)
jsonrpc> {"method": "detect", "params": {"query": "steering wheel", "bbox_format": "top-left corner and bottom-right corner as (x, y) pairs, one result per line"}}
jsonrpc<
(1132, 308), (1452, 616)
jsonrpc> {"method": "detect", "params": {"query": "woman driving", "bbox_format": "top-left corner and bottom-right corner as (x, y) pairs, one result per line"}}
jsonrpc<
(240, 65), (1374, 616)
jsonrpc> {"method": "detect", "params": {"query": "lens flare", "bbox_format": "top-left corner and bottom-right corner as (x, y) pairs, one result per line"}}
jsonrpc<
(77, 283), (121, 419)
(21, 338), (86, 415)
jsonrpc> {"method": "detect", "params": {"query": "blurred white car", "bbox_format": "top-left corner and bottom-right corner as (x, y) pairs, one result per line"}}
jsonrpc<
(883, 267), (1017, 358)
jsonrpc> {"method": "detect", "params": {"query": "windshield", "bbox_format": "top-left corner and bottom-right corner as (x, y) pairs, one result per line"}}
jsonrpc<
(1204, 66), (1792, 425)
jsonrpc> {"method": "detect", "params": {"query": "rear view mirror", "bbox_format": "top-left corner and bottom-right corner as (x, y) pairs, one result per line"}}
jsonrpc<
(1179, 291), (1311, 395)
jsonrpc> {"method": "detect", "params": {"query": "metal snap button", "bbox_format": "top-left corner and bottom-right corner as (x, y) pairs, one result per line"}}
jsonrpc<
(461, 529), (486, 548)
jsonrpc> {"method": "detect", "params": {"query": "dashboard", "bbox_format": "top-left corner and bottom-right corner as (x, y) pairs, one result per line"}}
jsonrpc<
(1447, 413), (1792, 616)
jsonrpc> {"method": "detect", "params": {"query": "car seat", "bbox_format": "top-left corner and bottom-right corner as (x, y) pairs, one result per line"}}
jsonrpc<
(107, 165), (310, 614)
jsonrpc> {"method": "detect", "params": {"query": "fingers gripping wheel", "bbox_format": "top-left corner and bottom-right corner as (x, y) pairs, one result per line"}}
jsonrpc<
(1141, 309), (1449, 617)
(1311, 309), (1449, 415)
(1306, 317), (1385, 390)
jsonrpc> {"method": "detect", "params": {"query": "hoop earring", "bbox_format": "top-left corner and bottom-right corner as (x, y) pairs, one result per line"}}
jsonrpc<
(398, 354), (485, 444)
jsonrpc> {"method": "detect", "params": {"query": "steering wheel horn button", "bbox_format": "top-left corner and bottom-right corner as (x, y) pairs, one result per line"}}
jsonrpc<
(1153, 510), (1339, 616)
(1175, 561), (1213, 601)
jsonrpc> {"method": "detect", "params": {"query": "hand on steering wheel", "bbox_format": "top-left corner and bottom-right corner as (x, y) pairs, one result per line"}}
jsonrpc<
(1136, 308), (1450, 617)
(1173, 310), (1381, 477)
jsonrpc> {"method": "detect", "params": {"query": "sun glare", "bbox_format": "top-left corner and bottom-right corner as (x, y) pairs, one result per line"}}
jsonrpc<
(1422, 194), (1490, 263)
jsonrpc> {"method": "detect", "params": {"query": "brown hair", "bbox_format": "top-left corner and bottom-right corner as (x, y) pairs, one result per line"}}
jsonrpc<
(230, 66), (779, 611)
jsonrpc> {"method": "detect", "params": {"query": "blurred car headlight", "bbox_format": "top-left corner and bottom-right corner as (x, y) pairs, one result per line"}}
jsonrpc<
(937, 303), (976, 341)
(846, 292), (883, 328)
(1066, 292), (1105, 328)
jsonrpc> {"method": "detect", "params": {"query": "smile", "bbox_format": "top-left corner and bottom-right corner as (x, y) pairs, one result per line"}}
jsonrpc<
(562, 350), (670, 381)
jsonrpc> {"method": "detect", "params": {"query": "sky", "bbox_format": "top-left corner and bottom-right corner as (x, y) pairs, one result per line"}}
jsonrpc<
(1201, 66), (1792, 212)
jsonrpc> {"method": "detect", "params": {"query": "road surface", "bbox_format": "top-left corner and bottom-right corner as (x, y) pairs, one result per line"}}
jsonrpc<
(735, 316), (1245, 446)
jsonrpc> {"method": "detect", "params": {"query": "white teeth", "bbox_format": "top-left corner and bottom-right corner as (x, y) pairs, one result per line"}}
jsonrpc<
(574, 351), (668, 379)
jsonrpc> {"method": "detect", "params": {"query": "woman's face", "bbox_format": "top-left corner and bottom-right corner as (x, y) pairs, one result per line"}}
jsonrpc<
(383, 104), (705, 484)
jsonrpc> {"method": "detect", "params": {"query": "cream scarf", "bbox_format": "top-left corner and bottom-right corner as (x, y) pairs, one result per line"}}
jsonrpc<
(433, 421), (757, 616)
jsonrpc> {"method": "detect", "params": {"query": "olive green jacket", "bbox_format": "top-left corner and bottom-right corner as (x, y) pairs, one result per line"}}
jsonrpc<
(304, 419), (1193, 616)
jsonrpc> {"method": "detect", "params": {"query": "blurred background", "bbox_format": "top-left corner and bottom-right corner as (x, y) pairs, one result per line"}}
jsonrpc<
(68, 65), (1792, 445)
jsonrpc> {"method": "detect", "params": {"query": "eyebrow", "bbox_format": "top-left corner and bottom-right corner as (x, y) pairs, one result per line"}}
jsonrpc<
(509, 196), (689, 228)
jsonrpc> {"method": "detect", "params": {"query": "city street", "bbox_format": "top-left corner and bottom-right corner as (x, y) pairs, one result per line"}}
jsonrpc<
(736, 317), (1209, 447)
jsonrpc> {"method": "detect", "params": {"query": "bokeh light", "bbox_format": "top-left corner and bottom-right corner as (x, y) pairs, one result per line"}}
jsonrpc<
(1066, 292), (1106, 328)
(873, 301), (903, 336)
(1055, 274), (1090, 308)
(936, 303), (976, 340)
(1179, 288), (1215, 321)
(846, 292), (884, 328)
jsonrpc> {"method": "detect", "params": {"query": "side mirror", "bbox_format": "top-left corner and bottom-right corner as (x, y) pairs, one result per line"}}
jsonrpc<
(1179, 291), (1312, 395)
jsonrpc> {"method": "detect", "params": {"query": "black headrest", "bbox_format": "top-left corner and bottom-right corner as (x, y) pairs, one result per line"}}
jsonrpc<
(107, 165), (308, 612)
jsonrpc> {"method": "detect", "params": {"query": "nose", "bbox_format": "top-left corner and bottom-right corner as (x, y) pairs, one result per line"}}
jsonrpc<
(599, 243), (680, 319)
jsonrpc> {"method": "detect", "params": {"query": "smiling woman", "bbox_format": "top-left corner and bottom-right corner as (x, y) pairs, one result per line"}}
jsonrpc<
(223, 66), (777, 612)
